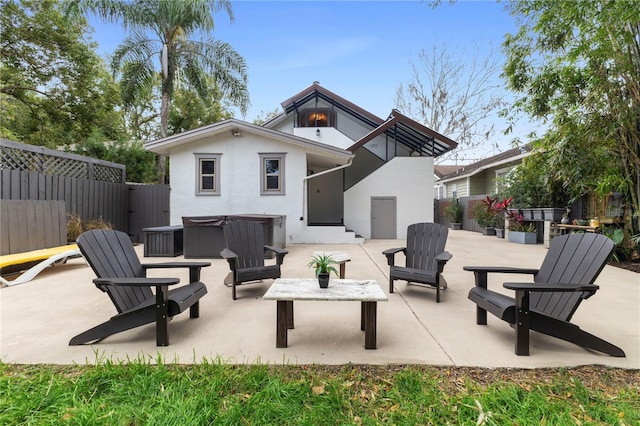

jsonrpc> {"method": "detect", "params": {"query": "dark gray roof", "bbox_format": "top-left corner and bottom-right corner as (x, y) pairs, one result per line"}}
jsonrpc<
(438, 143), (533, 181)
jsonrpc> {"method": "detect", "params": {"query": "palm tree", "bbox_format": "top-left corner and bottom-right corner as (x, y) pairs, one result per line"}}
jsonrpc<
(64, 0), (250, 183)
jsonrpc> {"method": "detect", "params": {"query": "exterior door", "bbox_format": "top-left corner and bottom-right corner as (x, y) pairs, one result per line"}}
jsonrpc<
(371, 197), (396, 239)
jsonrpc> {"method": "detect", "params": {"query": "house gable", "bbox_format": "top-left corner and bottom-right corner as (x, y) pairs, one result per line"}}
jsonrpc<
(436, 144), (533, 197)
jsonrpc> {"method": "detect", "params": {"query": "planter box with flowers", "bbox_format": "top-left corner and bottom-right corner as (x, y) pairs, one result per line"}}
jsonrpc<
(506, 209), (538, 244)
(508, 230), (537, 244)
(513, 207), (565, 222)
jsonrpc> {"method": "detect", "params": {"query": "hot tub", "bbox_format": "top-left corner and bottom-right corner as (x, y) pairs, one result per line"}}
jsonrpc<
(182, 214), (286, 259)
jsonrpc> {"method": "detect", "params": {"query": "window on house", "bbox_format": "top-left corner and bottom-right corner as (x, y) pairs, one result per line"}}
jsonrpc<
(298, 109), (335, 127)
(495, 167), (511, 193)
(195, 153), (221, 195)
(260, 153), (285, 195)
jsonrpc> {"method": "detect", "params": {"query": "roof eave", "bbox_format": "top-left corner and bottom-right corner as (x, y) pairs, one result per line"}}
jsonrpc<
(436, 152), (531, 183)
(144, 119), (353, 162)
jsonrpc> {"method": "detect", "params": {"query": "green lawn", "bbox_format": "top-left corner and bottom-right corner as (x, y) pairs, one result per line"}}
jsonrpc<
(1, 359), (638, 425)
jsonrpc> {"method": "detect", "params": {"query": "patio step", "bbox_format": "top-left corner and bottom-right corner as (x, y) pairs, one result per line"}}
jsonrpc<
(301, 226), (364, 244)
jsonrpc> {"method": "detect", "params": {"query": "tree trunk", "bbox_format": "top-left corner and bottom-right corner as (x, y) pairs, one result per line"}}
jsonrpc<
(158, 90), (171, 184)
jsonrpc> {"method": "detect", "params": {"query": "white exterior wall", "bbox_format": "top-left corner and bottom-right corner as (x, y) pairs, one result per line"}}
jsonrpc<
(168, 133), (309, 243)
(293, 127), (354, 149)
(344, 157), (435, 240)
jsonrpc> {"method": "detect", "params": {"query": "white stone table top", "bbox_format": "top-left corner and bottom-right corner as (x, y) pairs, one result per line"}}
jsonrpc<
(263, 278), (388, 302)
(312, 251), (351, 263)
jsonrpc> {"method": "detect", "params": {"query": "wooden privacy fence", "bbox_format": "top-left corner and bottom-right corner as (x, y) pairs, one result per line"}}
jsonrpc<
(1, 139), (169, 252)
(1, 169), (129, 232)
(437, 195), (487, 232)
(1, 200), (66, 255)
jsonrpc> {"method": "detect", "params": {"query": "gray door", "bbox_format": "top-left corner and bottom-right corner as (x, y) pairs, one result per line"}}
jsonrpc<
(371, 197), (396, 239)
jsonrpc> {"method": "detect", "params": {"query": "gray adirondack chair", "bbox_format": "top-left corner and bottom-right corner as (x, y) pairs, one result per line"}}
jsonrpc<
(383, 222), (452, 302)
(70, 229), (210, 346)
(221, 220), (288, 300)
(464, 232), (625, 357)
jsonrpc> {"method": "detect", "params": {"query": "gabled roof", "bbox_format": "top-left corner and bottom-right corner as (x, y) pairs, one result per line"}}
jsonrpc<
(437, 143), (533, 182)
(144, 118), (354, 165)
(348, 109), (457, 158)
(280, 82), (384, 127)
(278, 82), (457, 158)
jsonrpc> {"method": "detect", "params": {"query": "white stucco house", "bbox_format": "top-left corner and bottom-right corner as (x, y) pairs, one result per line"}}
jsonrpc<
(145, 82), (457, 243)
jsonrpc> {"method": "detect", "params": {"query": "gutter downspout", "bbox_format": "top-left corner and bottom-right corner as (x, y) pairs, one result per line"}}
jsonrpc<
(301, 157), (354, 223)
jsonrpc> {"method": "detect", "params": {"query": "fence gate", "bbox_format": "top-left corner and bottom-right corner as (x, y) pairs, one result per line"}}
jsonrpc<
(127, 184), (170, 242)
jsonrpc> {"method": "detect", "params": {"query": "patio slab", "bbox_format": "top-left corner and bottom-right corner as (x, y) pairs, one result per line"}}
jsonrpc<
(1, 230), (638, 368)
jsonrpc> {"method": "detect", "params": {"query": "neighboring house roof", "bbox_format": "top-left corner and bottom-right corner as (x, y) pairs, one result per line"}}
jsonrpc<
(437, 143), (533, 183)
(144, 118), (354, 167)
(434, 164), (464, 179)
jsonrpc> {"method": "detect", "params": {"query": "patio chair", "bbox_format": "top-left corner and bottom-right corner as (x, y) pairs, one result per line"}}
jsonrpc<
(464, 232), (625, 357)
(69, 229), (210, 346)
(221, 220), (288, 300)
(382, 222), (452, 302)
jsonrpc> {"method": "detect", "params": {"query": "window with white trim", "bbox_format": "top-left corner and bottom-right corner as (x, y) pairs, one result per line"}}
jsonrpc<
(260, 153), (285, 195)
(195, 153), (221, 195)
(495, 167), (511, 194)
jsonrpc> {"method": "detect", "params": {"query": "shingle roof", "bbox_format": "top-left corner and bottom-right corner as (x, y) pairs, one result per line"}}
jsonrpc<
(438, 143), (533, 181)
(434, 165), (464, 178)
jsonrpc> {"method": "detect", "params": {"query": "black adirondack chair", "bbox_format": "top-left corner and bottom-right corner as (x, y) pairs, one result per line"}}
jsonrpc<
(221, 220), (288, 300)
(70, 229), (210, 346)
(464, 232), (625, 357)
(383, 222), (452, 302)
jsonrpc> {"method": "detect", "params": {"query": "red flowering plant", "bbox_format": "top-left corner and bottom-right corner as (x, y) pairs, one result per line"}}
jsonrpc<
(493, 197), (513, 230)
(472, 195), (498, 228)
(506, 209), (536, 233)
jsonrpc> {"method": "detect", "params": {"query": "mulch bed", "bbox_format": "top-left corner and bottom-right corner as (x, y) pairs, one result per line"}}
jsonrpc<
(608, 259), (640, 273)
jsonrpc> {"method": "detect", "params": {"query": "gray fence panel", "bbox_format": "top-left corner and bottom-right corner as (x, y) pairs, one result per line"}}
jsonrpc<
(1, 140), (172, 248)
(0, 200), (66, 255)
(435, 195), (485, 232)
(0, 169), (129, 234)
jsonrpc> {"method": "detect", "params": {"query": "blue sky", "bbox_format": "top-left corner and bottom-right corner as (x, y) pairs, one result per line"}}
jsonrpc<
(88, 0), (528, 160)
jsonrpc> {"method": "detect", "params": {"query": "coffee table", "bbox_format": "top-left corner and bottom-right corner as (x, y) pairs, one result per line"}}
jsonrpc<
(263, 278), (388, 349)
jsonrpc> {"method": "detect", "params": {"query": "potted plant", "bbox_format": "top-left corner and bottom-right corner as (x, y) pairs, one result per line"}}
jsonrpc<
(493, 197), (512, 238)
(506, 210), (537, 244)
(443, 198), (463, 230)
(307, 253), (339, 288)
(471, 196), (497, 235)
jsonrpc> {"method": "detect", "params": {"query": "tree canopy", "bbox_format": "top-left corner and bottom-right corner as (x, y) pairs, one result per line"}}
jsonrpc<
(63, 0), (250, 183)
(1, 0), (124, 147)
(502, 0), (640, 230)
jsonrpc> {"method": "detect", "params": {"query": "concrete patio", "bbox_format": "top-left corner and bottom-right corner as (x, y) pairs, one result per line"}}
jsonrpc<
(1, 230), (638, 369)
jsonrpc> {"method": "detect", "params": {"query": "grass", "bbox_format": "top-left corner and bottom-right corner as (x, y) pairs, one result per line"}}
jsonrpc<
(1, 359), (638, 425)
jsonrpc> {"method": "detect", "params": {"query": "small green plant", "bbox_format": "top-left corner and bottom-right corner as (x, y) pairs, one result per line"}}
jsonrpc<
(307, 254), (339, 277)
(603, 226), (627, 262)
(443, 199), (463, 223)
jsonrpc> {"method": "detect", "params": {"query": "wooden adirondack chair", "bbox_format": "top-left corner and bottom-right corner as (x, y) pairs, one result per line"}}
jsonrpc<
(383, 222), (452, 302)
(464, 232), (625, 357)
(221, 221), (288, 300)
(70, 229), (210, 346)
